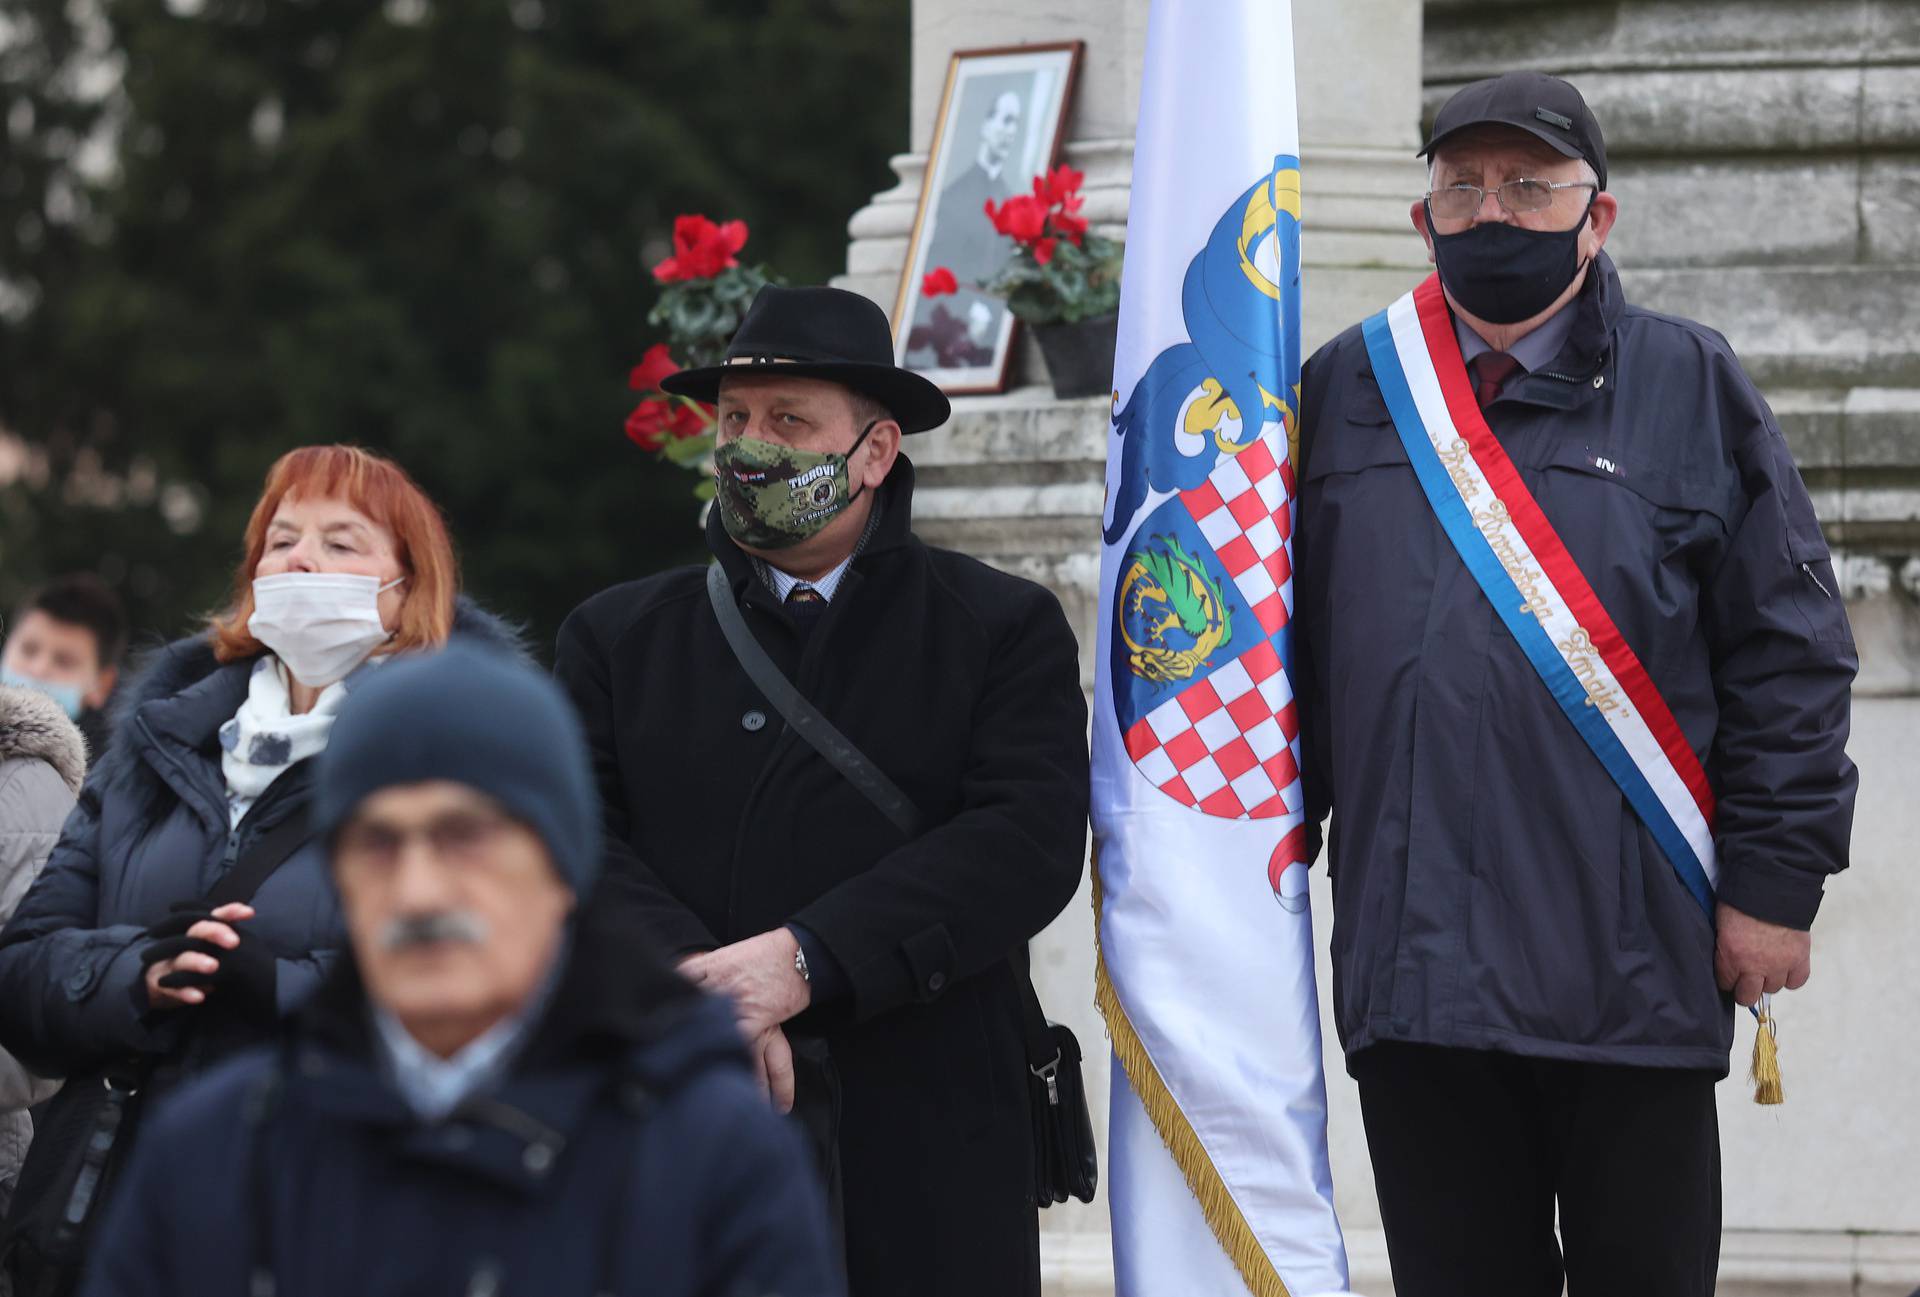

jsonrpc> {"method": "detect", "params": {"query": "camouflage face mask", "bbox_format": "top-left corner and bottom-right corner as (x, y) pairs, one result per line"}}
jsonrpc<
(713, 422), (877, 551)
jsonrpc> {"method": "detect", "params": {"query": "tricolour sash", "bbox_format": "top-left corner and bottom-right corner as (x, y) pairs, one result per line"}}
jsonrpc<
(1360, 274), (1718, 917)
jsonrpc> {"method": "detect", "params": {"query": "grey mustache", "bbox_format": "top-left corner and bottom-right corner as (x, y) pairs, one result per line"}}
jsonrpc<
(379, 911), (489, 952)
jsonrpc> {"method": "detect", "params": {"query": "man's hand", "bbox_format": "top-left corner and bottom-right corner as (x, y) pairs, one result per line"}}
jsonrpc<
(1714, 902), (1811, 1008)
(748, 1024), (796, 1114)
(142, 903), (255, 1010)
(679, 928), (812, 1037)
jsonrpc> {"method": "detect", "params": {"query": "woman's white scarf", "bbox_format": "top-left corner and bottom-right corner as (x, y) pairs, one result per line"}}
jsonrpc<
(219, 656), (352, 803)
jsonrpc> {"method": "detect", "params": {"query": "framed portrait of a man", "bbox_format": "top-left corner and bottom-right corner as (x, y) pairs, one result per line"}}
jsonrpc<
(893, 41), (1083, 395)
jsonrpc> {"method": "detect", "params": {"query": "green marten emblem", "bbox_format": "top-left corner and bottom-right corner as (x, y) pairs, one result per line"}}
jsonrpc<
(1119, 535), (1234, 685)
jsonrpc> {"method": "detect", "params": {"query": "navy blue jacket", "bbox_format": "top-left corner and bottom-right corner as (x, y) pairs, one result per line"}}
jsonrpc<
(0, 603), (522, 1083)
(79, 911), (840, 1297)
(1295, 254), (1858, 1073)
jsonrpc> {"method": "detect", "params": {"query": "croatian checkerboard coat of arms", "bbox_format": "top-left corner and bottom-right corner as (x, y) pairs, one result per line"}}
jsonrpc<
(1104, 157), (1310, 908)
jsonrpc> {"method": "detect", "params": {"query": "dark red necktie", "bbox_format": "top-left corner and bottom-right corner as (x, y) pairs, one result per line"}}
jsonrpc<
(784, 585), (826, 623)
(1471, 351), (1521, 409)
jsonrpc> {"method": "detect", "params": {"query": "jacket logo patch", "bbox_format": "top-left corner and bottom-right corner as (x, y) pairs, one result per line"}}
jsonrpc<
(1591, 455), (1621, 476)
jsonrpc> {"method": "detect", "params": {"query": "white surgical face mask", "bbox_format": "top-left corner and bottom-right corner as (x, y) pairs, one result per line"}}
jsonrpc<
(248, 572), (405, 688)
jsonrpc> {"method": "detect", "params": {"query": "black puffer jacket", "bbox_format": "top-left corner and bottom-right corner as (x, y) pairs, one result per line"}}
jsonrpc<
(0, 601), (525, 1084)
(1295, 254), (1857, 1073)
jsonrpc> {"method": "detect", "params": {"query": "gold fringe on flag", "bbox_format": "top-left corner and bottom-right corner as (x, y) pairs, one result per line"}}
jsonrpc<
(1091, 863), (1295, 1297)
(1750, 995), (1783, 1105)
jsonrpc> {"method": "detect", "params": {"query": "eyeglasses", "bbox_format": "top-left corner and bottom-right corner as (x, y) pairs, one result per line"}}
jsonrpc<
(1427, 179), (1597, 222)
(335, 809), (517, 873)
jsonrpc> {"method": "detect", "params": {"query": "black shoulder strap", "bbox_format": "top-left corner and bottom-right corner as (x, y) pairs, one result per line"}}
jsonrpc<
(1009, 948), (1060, 1076)
(204, 810), (313, 910)
(704, 565), (1060, 1063)
(705, 563), (925, 838)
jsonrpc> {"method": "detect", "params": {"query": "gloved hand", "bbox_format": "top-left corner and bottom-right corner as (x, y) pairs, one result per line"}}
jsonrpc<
(201, 926), (278, 1016)
(141, 908), (279, 1017)
(140, 933), (221, 991)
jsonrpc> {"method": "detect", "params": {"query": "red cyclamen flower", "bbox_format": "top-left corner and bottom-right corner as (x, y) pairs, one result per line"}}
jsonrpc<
(625, 397), (708, 452)
(628, 343), (681, 393)
(624, 399), (673, 451)
(652, 215), (749, 283)
(985, 194), (1048, 245)
(1034, 164), (1085, 207)
(923, 267), (959, 297)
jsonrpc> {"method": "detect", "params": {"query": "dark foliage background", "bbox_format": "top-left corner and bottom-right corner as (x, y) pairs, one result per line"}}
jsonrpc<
(0, 0), (908, 661)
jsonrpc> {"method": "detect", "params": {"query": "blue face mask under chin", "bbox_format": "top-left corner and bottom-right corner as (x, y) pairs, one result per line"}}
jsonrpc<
(0, 668), (86, 720)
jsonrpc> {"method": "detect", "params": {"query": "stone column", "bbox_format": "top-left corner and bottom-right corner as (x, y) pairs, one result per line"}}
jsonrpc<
(840, 0), (1431, 353)
(1292, 0), (1432, 347)
(839, 4), (1430, 1293)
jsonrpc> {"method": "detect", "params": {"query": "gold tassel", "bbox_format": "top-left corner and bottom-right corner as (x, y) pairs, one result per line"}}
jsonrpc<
(1750, 995), (1783, 1106)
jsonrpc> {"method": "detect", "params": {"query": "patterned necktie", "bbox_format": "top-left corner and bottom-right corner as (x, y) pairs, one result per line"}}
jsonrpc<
(784, 585), (826, 622)
(1472, 351), (1522, 409)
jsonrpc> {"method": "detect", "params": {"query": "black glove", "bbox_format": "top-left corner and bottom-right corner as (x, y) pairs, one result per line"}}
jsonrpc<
(140, 933), (222, 991)
(140, 913), (279, 1017)
(148, 905), (213, 940)
(203, 927), (279, 1018)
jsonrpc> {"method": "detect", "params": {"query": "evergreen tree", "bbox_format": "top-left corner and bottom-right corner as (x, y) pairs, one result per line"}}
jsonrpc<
(0, 0), (907, 655)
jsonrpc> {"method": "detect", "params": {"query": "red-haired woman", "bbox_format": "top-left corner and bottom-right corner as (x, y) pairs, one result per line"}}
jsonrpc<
(0, 447), (518, 1269)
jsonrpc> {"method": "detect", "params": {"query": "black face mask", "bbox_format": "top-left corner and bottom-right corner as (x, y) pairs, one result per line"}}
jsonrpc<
(1428, 197), (1594, 325)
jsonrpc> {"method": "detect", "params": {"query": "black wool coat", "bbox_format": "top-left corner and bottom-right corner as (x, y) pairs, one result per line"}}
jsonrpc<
(554, 459), (1090, 1297)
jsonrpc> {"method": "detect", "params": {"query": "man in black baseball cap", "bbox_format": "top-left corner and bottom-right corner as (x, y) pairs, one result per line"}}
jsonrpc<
(1293, 71), (1857, 1297)
(1410, 70), (1618, 340)
(555, 284), (1090, 1297)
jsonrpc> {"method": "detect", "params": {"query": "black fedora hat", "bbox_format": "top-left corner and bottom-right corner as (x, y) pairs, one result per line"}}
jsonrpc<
(660, 285), (952, 434)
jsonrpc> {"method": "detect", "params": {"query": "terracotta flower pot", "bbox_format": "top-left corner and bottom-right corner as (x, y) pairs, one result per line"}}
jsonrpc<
(1031, 311), (1120, 400)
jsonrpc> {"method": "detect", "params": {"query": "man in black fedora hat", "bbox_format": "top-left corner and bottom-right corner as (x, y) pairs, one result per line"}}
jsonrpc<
(555, 284), (1089, 1296)
(1293, 70), (1856, 1296)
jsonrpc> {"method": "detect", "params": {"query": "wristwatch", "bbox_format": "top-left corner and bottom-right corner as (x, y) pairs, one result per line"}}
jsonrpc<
(794, 945), (811, 984)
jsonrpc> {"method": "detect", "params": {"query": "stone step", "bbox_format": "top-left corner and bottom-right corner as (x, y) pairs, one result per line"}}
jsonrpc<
(1040, 1225), (1920, 1296)
(1425, 0), (1919, 77)
(1622, 266), (1920, 387)
(1605, 156), (1920, 269)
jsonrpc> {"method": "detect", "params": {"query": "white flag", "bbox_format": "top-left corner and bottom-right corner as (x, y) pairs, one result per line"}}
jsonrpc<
(1094, 3), (1352, 1294)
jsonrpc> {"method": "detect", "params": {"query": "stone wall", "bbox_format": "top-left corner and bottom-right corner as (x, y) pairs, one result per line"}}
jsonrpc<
(842, 1), (1920, 1292)
(1425, 0), (1920, 699)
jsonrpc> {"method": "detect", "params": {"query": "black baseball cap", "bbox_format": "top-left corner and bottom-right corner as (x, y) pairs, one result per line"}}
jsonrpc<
(1419, 71), (1607, 191)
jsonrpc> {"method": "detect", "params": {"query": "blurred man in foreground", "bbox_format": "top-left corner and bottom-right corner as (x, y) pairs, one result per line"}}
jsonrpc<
(81, 644), (839, 1297)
